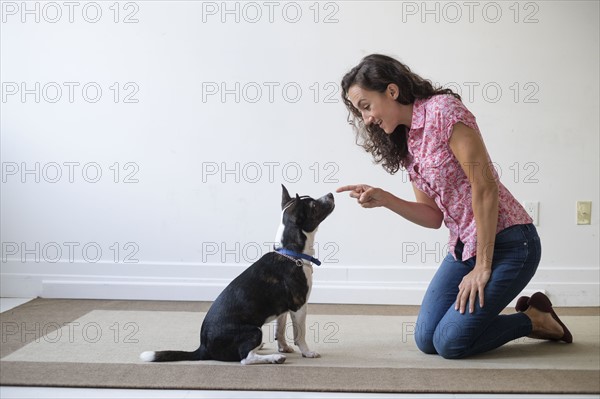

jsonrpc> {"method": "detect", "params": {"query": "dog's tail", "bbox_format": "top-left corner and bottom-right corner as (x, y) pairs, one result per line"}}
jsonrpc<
(140, 346), (207, 362)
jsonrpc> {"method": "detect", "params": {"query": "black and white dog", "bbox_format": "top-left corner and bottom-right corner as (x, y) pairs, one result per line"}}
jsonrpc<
(140, 185), (334, 365)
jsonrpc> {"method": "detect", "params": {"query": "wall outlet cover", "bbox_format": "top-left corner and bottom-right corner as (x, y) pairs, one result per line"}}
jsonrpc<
(577, 201), (592, 225)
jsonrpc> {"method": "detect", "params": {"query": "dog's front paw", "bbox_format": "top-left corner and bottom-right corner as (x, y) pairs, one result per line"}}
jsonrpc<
(301, 350), (321, 358)
(241, 353), (286, 365)
(272, 354), (287, 364)
(278, 344), (295, 353)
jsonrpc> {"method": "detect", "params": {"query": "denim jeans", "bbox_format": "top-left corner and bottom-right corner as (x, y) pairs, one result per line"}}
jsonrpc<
(415, 223), (541, 359)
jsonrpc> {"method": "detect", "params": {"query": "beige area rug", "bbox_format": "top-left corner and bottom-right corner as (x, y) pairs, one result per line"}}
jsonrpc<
(1, 299), (599, 394)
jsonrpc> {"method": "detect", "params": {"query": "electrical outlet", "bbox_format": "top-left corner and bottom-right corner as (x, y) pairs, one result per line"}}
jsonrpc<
(523, 201), (539, 226)
(577, 201), (592, 225)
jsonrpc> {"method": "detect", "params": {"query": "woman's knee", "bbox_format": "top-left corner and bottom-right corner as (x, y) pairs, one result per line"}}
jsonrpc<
(433, 340), (466, 359)
(432, 327), (469, 359)
(414, 323), (437, 355)
(416, 326), (469, 358)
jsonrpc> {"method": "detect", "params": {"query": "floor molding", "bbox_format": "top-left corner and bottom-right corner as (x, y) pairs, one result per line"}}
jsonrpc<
(1, 261), (598, 306)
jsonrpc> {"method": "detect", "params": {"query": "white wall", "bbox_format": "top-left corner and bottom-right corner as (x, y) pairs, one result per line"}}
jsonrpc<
(1, 1), (598, 306)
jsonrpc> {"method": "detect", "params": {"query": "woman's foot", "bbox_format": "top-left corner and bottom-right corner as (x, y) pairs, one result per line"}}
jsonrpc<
(524, 305), (565, 340)
(521, 292), (573, 343)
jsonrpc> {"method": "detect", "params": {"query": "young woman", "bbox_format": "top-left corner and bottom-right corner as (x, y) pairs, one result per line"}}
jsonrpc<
(337, 54), (572, 359)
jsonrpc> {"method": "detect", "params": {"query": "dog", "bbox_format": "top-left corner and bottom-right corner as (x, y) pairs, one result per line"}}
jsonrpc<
(140, 185), (334, 365)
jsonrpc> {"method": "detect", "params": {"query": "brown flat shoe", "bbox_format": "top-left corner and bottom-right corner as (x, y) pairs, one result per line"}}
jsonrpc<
(527, 292), (573, 343)
(515, 295), (530, 312)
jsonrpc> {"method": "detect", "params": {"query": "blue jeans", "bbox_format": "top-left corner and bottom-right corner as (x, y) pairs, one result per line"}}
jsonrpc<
(415, 223), (541, 359)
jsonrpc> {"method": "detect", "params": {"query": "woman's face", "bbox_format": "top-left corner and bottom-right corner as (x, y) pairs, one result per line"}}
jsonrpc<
(347, 84), (401, 134)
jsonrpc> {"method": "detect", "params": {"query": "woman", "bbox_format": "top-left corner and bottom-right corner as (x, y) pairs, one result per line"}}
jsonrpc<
(337, 54), (572, 359)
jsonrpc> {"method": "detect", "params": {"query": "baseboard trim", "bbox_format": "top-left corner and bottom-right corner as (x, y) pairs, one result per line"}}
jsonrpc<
(1, 261), (598, 306)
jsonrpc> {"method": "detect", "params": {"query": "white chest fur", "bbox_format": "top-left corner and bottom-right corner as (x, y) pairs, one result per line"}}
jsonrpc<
(274, 209), (316, 294)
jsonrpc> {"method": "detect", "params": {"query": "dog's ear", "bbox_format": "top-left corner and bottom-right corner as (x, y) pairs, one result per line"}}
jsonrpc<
(281, 184), (292, 209)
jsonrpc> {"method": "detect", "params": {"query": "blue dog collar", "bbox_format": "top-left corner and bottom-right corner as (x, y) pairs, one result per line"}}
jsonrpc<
(275, 248), (322, 266)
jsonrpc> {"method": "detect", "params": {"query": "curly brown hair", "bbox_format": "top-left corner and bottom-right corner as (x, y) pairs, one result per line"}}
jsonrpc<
(341, 54), (461, 174)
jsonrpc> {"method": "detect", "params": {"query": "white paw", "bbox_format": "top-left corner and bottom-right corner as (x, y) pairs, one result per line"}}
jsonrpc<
(241, 353), (287, 365)
(272, 354), (287, 364)
(278, 345), (295, 353)
(301, 351), (321, 358)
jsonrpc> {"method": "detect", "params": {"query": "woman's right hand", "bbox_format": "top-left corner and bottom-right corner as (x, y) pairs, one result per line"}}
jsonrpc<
(336, 184), (390, 208)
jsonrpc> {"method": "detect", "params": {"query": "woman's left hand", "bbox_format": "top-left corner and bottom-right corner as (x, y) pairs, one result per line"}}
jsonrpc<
(455, 266), (491, 314)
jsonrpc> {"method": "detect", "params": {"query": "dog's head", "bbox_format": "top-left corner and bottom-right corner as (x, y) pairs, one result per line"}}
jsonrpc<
(280, 184), (335, 233)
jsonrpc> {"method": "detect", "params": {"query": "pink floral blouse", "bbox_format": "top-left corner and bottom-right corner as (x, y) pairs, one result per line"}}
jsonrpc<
(405, 94), (532, 261)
